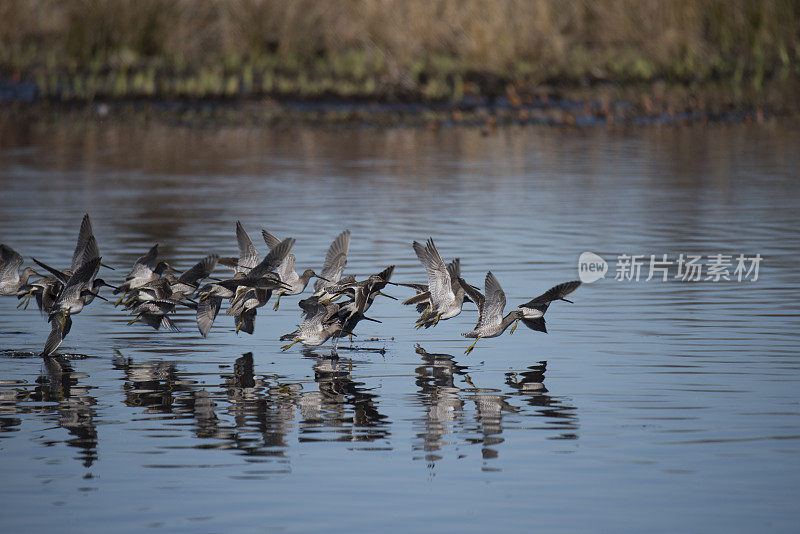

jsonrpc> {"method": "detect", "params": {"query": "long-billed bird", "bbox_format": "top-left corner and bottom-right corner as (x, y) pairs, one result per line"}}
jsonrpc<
(459, 271), (524, 355)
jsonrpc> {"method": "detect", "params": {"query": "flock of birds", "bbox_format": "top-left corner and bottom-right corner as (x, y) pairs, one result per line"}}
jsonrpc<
(1, 214), (581, 357)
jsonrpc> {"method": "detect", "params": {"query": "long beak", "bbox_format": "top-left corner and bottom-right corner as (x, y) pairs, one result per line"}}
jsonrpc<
(361, 315), (382, 323)
(94, 293), (110, 302)
(376, 291), (397, 300)
(102, 281), (119, 290)
(100, 262), (116, 271)
(560, 298), (574, 303)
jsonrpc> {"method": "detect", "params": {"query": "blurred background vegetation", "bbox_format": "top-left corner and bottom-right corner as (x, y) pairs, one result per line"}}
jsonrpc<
(1, 0), (799, 109)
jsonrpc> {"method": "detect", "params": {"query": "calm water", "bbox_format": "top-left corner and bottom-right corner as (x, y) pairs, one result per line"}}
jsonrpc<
(1, 121), (799, 532)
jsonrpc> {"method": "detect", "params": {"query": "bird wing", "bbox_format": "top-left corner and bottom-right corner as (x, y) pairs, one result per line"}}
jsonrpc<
(446, 258), (461, 279)
(178, 254), (218, 285)
(127, 244), (159, 281)
(42, 314), (72, 356)
(249, 237), (295, 279)
(399, 282), (428, 293)
(402, 290), (430, 306)
(32, 257), (70, 283)
(299, 298), (335, 332)
(236, 221), (259, 273)
(519, 280), (582, 310)
(197, 296), (222, 337)
(458, 276), (485, 321)
(314, 230), (350, 292)
(479, 271), (506, 328)
(0, 244), (24, 278)
(72, 234), (100, 271)
(413, 238), (453, 309)
(70, 214), (96, 272)
(521, 317), (547, 333)
(277, 253), (295, 283)
(261, 229), (282, 250)
(55, 257), (102, 306)
(376, 265), (395, 282)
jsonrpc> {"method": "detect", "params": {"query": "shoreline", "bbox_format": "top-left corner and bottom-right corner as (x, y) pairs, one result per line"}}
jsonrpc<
(2, 73), (797, 130)
(1, 91), (792, 130)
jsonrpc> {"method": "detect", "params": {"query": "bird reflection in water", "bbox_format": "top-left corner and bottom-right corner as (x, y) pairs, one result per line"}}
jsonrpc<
(505, 362), (579, 441)
(114, 351), (294, 463)
(0, 355), (100, 468)
(413, 344), (469, 465)
(222, 352), (295, 457)
(412, 346), (579, 468)
(298, 348), (389, 443)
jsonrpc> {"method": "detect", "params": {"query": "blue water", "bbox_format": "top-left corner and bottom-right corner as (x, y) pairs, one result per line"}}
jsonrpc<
(1, 122), (799, 532)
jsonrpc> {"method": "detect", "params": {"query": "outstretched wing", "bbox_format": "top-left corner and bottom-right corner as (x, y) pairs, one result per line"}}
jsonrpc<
(412, 238), (453, 309)
(236, 221), (259, 273)
(70, 214), (97, 272)
(33, 257), (70, 283)
(519, 280), (581, 312)
(55, 257), (102, 307)
(42, 314), (72, 357)
(127, 244), (159, 281)
(178, 254), (218, 285)
(249, 237), (295, 279)
(314, 230), (350, 293)
(197, 295), (222, 337)
(277, 253), (295, 283)
(458, 276), (485, 323)
(261, 229), (282, 250)
(0, 244), (24, 279)
(479, 272), (506, 328)
(521, 317), (547, 333)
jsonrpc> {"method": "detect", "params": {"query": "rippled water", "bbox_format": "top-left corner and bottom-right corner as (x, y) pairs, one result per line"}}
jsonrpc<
(1, 121), (799, 532)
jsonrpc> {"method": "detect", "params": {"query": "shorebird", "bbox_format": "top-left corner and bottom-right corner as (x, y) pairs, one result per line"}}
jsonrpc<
(113, 244), (174, 303)
(407, 239), (466, 328)
(167, 254), (218, 300)
(280, 297), (344, 350)
(262, 229), (325, 310)
(0, 244), (40, 297)
(126, 298), (183, 331)
(42, 257), (103, 356)
(459, 271), (524, 355)
(515, 280), (581, 333)
(196, 221), (257, 337)
(312, 230), (351, 298)
(196, 223), (293, 336)
(18, 214), (110, 310)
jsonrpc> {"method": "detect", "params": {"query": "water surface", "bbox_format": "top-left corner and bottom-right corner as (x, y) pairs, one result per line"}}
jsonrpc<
(1, 121), (799, 532)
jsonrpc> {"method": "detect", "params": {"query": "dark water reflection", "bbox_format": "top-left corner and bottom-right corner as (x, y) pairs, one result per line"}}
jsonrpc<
(1, 121), (800, 532)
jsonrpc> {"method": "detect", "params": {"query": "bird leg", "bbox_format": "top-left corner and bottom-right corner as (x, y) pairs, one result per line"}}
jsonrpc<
(281, 338), (300, 351)
(272, 293), (282, 311)
(17, 288), (34, 309)
(114, 291), (128, 307)
(464, 336), (481, 355)
(126, 313), (143, 326)
(510, 319), (519, 335)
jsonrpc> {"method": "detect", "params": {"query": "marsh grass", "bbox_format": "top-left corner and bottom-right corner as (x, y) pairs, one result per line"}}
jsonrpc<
(1, 0), (798, 105)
